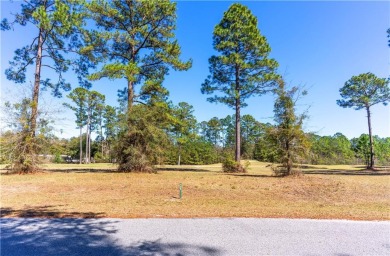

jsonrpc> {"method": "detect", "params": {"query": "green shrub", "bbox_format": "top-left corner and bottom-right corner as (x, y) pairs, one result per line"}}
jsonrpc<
(53, 153), (63, 163)
(270, 164), (301, 177)
(93, 152), (110, 163)
(117, 147), (154, 173)
(222, 155), (246, 173)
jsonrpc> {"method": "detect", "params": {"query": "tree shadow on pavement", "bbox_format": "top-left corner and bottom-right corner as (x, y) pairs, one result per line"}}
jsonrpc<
(1, 217), (222, 256)
(127, 239), (221, 256)
(0, 217), (122, 256)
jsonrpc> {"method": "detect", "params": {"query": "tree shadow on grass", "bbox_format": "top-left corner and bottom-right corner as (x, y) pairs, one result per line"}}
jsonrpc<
(1, 215), (222, 256)
(225, 167), (390, 178)
(226, 173), (275, 178)
(156, 167), (214, 173)
(2, 168), (215, 174)
(0, 169), (119, 175)
(302, 169), (390, 176)
(45, 169), (119, 174)
(0, 206), (105, 218)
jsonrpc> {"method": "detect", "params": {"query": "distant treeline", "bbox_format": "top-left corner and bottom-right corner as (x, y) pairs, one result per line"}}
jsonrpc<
(2, 112), (387, 167)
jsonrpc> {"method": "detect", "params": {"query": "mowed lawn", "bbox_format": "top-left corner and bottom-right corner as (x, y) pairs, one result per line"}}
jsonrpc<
(1, 161), (389, 220)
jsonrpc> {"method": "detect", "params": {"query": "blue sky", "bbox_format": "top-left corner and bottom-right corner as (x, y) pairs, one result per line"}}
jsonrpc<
(1, 1), (389, 139)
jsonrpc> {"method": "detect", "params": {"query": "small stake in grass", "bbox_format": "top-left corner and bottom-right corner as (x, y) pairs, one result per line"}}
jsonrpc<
(179, 183), (182, 199)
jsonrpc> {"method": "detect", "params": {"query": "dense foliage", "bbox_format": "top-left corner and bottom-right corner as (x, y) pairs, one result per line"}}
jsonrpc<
(270, 79), (309, 175)
(3, 109), (389, 168)
(1, 2), (389, 174)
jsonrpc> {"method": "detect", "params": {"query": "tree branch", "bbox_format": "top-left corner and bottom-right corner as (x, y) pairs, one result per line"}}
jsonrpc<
(134, 15), (167, 56)
(41, 64), (59, 71)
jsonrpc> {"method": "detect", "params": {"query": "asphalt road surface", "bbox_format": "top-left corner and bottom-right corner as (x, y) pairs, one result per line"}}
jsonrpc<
(1, 218), (389, 255)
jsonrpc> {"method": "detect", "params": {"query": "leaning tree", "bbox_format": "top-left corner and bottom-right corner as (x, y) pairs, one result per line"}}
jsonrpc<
(201, 3), (279, 170)
(1, 0), (89, 172)
(337, 72), (390, 169)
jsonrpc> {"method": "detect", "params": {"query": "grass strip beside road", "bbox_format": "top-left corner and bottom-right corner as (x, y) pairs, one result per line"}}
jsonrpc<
(1, 161), (389, 220)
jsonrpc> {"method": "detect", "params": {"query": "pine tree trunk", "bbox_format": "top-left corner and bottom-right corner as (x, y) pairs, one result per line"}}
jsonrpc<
(178, 144), (181, 165)
(31, 28), (44, 138)
(100, 123), (104, 157)
(128, 45), (136, 113)
(79, 126), (83, 164)
(366, 106), (375, 169)
(235, 99), (241, 163)
(286, 140), (292, 175)
(128, 79), (134, 113)
(19, 27), (44, 172)
(89, 127), (92, 163)
(235, 65), (241, 163)
(85, 121), (89, 164)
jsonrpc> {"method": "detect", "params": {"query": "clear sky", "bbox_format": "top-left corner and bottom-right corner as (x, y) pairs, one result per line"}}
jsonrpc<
(1, 0), (389, 139)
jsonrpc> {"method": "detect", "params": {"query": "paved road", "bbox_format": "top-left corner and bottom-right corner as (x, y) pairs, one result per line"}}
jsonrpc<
(1, 218), (389, 255)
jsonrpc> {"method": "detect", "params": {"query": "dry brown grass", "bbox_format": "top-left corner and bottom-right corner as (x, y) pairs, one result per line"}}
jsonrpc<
(1, 161), (389, 220)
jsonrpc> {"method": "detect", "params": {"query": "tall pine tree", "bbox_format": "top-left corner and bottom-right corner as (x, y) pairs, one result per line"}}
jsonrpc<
(1, 0), (88, 172)
(201, 3), (279, 169)
(83, 0), (191, 112)
(337, 73), (390, 169)
(64, 87), (88, 164)
(82, 0), (191, 171)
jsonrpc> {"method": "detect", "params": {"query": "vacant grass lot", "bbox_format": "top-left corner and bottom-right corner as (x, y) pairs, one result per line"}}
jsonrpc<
(1, 161), (389, 220)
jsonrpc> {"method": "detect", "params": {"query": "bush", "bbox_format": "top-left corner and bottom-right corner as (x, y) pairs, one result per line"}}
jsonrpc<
(222, 155), (247, 173)
(117, 147), (154, 173)
(93, 152), (110, 163)
(271, 164), (302, 177)
(115, 104), (171, 172)
(53, 153), (63, 163)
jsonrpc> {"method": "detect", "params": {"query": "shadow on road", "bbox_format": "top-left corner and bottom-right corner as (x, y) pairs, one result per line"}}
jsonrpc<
(126, 239), (221, 256)
(0, 218), (222, 256)
(1, 218), (122, 256)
